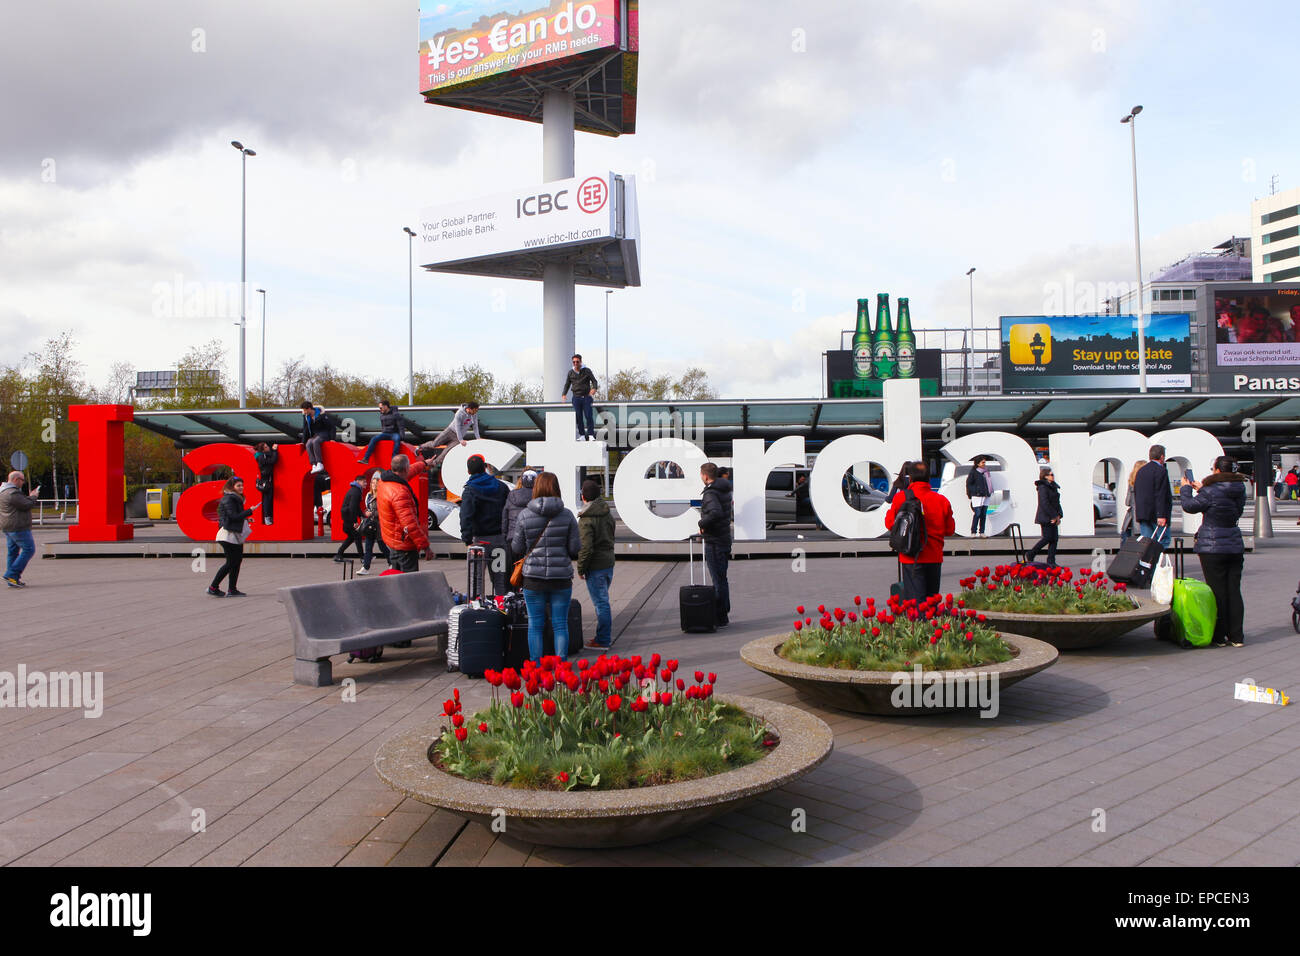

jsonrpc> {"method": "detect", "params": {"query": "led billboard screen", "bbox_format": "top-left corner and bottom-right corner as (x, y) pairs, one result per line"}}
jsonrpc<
(1000, 313), (1192, 394)
(1210, 287), (1300, 390)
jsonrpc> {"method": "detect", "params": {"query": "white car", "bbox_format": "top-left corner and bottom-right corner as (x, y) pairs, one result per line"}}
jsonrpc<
(319, 490), (457, 531)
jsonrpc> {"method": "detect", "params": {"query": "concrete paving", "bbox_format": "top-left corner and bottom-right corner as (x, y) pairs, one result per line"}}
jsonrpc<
(3, 519), (1299, 867)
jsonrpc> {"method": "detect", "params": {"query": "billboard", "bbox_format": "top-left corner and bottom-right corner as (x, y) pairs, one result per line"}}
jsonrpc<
(1210, 287), (1300, 390)
(418, 171), (619, 266)
(999, 314), (1192, 394)
(419, 1), (622, 96)
(825, 350), (941, 397)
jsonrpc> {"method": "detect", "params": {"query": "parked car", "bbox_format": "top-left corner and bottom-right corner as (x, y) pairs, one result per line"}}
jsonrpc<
(320, 490), (457, 531)
(765, 466), (886, 528)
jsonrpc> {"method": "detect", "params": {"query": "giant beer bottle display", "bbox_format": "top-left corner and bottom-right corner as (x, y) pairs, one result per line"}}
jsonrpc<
(873, 293), (896, 379)
(895, 297), (916, 378)
(853, 298), (875, 380)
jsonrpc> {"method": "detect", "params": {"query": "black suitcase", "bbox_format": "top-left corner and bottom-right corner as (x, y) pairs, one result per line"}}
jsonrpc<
(680, 536), (717, 633)
(1108, 534), (1163, 587)
(456, 606), (506, 678)
(502, 593), (530, 669)
(543, 598), (584, 656)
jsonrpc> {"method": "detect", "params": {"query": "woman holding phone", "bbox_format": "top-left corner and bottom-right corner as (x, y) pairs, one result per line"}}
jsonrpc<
(208, 477), (257, 597)
(1180, 456), (1248, 646)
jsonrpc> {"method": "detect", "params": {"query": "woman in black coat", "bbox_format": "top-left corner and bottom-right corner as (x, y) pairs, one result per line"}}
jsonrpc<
(966, 456), (992, 537)
(1180, 456), (1247, 646)
(1025, 466), (1062, 567)
(208, 477), (257, 597)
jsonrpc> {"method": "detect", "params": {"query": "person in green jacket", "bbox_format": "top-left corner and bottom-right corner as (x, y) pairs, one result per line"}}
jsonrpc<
(577, 479), (616, 648)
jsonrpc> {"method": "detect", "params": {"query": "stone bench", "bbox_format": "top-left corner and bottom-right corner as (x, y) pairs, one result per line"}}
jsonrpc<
(279, 570), (453, 686)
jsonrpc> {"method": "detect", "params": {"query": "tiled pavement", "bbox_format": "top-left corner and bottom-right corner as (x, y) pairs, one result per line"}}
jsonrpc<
(2, 527), (1299, 867)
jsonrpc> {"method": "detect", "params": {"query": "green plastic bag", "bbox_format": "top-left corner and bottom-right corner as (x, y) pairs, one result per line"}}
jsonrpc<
(1171, 578), (1216, 648)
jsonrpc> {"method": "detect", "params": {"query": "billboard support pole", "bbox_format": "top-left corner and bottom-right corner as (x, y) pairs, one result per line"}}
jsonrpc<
(542, 88), (577, 400)
(1123, 107), (1147, 393)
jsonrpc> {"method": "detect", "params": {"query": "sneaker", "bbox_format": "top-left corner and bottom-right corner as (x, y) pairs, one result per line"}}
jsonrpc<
(310, 463), (324, 474)
(357, 566), (370, 575)
(333, 555), (345, 563)
(5, 576), (23, 588)
(1229, 639), (1244, 647)
(584, 641), (611, 650)
(227, 589), (247, 597)
(206, 586), (224, 597)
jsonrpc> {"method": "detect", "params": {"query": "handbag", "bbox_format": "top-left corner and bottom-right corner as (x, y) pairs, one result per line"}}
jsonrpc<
(1151, 553), (1175, 605)
(510, 515), (556, 589)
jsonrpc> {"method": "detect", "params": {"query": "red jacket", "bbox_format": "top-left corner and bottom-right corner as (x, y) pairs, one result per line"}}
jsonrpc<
(885, 484), (955, 565)
(377, 458), (429, 552)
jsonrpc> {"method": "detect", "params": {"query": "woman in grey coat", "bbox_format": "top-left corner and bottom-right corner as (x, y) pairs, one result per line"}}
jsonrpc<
(1180, 456), (1247, 647)
(509, 471), (581, 661)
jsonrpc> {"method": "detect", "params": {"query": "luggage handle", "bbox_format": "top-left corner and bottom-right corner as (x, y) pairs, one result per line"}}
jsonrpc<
(690, 535), (709, 587)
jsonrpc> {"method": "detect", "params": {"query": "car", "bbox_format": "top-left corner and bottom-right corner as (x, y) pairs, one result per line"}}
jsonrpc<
(765, 466), (885, 528)
(320, 489), (457, 531)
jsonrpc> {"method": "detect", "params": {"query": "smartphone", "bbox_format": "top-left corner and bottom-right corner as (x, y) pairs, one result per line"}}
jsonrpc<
(251, 502), (261, 509)
(1183, 469), (1194, 482)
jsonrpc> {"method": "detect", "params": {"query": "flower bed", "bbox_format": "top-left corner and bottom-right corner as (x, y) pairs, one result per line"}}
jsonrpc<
(954, 565), (1168, 650)
(432, 653), (774, 792)
(777, 594), (1014, 672)
(957, 564), (1135, 614)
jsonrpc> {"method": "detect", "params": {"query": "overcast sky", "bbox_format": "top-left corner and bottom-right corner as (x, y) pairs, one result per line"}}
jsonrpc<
(1, 0), (1295, 401)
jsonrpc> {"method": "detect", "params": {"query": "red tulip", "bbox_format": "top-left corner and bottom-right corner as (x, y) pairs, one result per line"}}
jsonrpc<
(660, 692), (673, 705)
(451, 714), (464, 727)
(478, 721), (488, 733)
(794, 621), (803, 631)
(661, 668), (672, 682)
(454, 726), (468, 742)
(557, 771), (570, 783)
(542, 698), (557, 717)
(694, 670), (705, 683)
(606, 694), (622, 713)
(631, 696), (649, 712)
(442, 700), (456, 716)
(707, 673), (717, 684)
(510, 691), (524, 708)
(667, 660), (679, 673)
(796, 605), (805, 614)
(676, 678), (685, 690)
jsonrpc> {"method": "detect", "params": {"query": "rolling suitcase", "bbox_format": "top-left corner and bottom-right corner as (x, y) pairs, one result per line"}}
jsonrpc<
(680, 536), (717, 633)
(543, 598), (584, 656)
(1107, 534), (1163, 587)
(502, 593), (530, 669)
(455, 606), (506, 678)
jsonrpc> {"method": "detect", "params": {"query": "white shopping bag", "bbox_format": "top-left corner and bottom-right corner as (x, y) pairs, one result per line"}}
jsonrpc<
(1151, 554), (1174, 605)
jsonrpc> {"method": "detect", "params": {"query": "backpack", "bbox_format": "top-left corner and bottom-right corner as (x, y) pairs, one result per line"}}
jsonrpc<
(888, 486), (927, 558)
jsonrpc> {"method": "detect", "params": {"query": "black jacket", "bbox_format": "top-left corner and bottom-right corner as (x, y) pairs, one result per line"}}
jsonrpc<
(562, 366), (598, 397)
(966, 468), (991, 499)
(459, 473), (507, 543)
(511, 497), (581, 581)
(378, 407), (405, 439)
(1033, 478), (1062, 524)
(502, 485), (533, 548)
(340, 481), (365, 528)
(1180, 473), (1247, 555)
(300, 408), (337, 444)
(699, 477), (733, 546)
(254, 448), (277, 482)
(217, 492), (254, 533)
(1132, 459), (1172, 523)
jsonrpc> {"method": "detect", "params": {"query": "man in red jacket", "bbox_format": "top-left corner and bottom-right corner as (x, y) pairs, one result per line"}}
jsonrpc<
(376, 454), (433, 572)
(884, 461), (956, 604)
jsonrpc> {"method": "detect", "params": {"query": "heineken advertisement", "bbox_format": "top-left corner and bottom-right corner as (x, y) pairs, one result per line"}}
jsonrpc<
(831, 293), (936, 397)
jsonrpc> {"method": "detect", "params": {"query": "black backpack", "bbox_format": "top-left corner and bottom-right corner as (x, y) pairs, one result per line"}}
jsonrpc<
(889, 486), (927, 558)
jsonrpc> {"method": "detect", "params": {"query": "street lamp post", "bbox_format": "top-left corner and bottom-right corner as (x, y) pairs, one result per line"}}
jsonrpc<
(966, 267), (976, 394)
(231, 140), (256, 408)
(403, 227), (416, 406)
(1121, 105), (1147, 393)
(256, 288), (266, 402)
(604, 289), (613, 392)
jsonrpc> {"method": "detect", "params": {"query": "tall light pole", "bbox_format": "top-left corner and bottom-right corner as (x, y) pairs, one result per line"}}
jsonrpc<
(231, 140), (256, 408)
(604, 289), (613, 391)
(1121, 106), (1147, 393)
(966, 267), (976, 394)
(256, 288), (267, 402)
(403, 227), (416, 405)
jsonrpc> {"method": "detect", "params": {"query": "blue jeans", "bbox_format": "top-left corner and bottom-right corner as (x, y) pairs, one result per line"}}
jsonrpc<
(5, 531), (35, 580)
(704, 541), (730, 622)
(360, 432), (401, 462)
(971, 505), (988, 535)
(585, 567), (613, 646)
(571, 394), (596, 438)
(1137, 520), (1170, 545)
(524, 586), (572, 662)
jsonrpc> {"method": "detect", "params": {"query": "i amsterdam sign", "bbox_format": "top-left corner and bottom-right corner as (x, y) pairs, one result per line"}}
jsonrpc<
(67, 382), (1221, 544)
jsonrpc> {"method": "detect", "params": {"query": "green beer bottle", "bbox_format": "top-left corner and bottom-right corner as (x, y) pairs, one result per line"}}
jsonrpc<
(895, 297), (916, 378)
(873, 293), (896, 379)
(852, 298), (875, 380)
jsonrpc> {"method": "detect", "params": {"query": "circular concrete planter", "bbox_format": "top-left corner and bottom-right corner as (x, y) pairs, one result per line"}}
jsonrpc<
(968, 596), (1168, 650)
(740, 633), (1058, 716)
(373, 694), (833, 849)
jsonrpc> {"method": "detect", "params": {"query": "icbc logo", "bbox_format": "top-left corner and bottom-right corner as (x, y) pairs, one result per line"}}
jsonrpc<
(577, 177), (608, 214)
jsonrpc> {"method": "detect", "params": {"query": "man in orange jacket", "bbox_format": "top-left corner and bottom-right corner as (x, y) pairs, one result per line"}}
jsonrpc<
(377, 454), (432, 572)
(884, 460), (956, 604)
